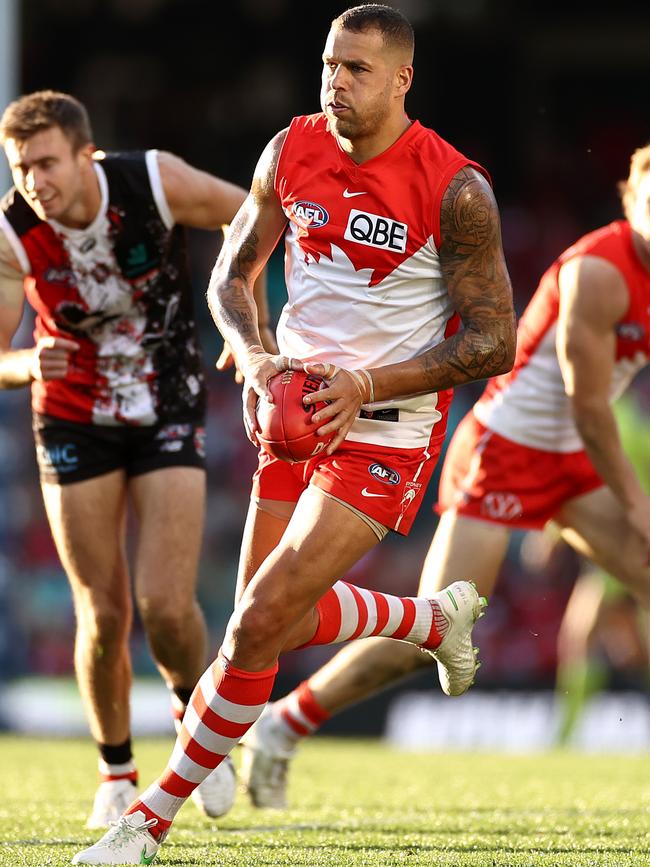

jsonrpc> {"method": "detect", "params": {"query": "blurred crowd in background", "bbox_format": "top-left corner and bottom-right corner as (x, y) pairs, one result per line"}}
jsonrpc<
(2, 0), (650, 731)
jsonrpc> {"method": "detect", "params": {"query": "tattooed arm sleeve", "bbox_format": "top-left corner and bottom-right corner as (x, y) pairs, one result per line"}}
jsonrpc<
(206, 129), (289, 365)
(370, 167), (516, 401)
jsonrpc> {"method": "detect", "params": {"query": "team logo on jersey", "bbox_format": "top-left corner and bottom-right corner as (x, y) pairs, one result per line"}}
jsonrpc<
(368, 463), (401, 485)
(344, 209), (408, 253)
(290, 200), (329, 228)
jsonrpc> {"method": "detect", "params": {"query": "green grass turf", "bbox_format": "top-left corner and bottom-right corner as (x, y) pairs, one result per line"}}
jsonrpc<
(2, 735), (650, 866)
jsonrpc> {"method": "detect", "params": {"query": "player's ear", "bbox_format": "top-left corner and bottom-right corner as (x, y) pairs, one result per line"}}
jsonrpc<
(394, 65), (413, 97)
(77, 141), (97, 164)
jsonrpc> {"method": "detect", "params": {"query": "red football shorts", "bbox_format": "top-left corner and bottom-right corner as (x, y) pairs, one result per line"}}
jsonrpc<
(253, 433), (445, 536)
(436, 412), (604, 530)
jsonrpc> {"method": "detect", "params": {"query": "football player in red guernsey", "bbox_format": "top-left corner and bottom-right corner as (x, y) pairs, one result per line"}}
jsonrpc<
(0, 90), (275, 829)
(74, 5), (515, 862)
(235, 143), (650, 810)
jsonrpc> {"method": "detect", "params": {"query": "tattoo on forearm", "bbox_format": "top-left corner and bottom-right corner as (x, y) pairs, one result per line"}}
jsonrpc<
(208, 226), (260, 344)
(421, 167), (516, 389)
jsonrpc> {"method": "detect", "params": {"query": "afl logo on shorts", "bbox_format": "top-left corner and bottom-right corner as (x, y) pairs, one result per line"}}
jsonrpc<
(368, 463), (401, 485)
(290, 200), (329, 228)
(345, 209), (408, 253)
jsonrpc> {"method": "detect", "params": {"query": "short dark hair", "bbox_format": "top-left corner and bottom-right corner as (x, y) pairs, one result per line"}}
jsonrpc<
(332, 4), (414, 61)
(0, 90), (93, 151)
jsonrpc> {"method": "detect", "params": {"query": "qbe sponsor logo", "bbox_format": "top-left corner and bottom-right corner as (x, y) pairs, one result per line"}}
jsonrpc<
(368, 463), (401, 485)
(344, 209), (408, 253)
(290, 200), (329, 228)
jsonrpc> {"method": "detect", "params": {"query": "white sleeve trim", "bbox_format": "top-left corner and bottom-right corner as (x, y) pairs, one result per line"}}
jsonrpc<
(145, 149), (175, 230)
(0, 210), (31, 275)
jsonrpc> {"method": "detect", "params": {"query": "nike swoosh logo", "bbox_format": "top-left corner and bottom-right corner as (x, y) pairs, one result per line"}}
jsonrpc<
(361, 487), (390, 498)
(343, 189), (367, 198)
(140, 844), (157, 865)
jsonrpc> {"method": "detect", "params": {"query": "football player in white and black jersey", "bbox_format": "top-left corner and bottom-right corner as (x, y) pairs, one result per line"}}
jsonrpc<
(0, 90), (274, 828)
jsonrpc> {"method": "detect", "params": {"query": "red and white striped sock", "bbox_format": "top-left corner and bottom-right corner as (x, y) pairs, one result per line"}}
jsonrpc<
(301, 581), (449, 650)
(98, 758), (138, 785)
(273, 681), (330, 744)
(125, 650), (277, 838)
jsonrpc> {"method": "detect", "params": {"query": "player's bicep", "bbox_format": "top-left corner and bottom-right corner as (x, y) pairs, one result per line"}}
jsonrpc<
(557, 255), (626, 403)
(219, 130), (289, 285)
(0, 233), (26, 350)
(157, 151), (248, 230)
(0, 274), (26, 351)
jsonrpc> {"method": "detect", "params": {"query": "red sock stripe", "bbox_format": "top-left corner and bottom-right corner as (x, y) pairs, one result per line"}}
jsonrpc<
(100, 770), (138, 784)
(369, 590), (390, 635)
(346, 582), (369, 640)
(126, 801), (171, 840)
(390, 597), (417, 640)
(209, 652), (278, 704)
(170, 704), (185, 721)
(422, 600), (443, 649)
(178, 726), (224, 769)
(296, 681), (330, 725)
(159, 767), (197, 799)
(280, 706), (310, 736)
(304, 587), (342, 646)
(191, 686), (251, 739)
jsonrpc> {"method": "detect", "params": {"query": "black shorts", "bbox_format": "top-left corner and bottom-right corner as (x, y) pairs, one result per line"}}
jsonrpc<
(33, 413), (206, 485)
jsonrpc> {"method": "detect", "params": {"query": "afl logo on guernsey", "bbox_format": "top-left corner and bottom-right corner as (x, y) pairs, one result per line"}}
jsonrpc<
(290, 200), (329, 229)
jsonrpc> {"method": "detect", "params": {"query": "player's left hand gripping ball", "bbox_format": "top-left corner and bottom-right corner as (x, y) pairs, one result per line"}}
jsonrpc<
(256, 370), (333, 462)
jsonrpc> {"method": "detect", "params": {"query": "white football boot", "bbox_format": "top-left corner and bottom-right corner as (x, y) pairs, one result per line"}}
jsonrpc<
(240, 704), (295, 809)
(427, 580), (487, 696)
(190, 754), (237, 817)
(72, 810), (164, 864)
(86, 780), (138, 830)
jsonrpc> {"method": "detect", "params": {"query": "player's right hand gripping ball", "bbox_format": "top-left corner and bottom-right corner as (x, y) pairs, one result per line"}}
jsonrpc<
(256, 370), (333, 463)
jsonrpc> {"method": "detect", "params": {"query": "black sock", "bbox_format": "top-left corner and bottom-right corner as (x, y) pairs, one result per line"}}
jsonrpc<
(98, 737), (133, 766)
(173, 686), (193, 709)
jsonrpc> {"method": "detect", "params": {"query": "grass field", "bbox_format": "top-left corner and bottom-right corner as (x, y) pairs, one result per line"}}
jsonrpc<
(2, 735), (650, 866)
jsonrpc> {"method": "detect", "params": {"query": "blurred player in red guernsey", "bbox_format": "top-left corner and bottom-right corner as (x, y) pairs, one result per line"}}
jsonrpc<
(236, 144), (650, 810)
(0, 90), (275, 828)
(74, 6), (515, 862)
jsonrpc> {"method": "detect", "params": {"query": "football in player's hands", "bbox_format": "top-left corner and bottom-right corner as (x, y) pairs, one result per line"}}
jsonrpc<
(256, 370), (333, 463)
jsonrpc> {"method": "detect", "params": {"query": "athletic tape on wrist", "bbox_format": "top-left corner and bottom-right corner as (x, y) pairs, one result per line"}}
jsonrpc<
(359, 368), (375, 404)
(347, 368), (368, 401)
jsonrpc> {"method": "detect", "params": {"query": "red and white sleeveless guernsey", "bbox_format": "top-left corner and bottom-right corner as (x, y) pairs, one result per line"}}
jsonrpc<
(0, 151), (206, 426)
(475, 220), (650, 452)
(274, 113), (488, 450)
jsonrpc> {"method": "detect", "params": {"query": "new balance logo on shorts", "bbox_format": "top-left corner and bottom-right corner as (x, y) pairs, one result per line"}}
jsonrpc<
(344, 209), (408, 253)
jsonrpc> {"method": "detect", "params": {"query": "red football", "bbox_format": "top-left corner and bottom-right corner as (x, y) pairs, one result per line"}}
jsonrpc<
(256, 370), (332, 463)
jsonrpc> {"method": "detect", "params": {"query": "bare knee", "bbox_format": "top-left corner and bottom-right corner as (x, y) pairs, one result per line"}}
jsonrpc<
(227, 601), (293, 664)
(138, 595), (197, 650)
(76, 598), (130, 658)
